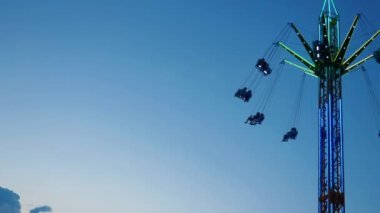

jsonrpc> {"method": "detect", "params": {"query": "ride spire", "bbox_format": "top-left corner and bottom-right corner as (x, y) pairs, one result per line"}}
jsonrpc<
(234, 0), (380, 212)
(321, 0), (339, 18)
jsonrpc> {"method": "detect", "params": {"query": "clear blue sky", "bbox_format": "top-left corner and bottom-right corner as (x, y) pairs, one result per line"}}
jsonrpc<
(0, 0), (379, 212)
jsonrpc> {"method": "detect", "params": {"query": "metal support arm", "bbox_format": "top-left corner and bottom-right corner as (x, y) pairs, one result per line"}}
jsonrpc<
(334, 14), (360, 64)
(343, 30), (380, 67)
(343, 54), (374, 74)
(283, 59), (318, 77)
(290, 23), (316, 62)
(278, 42), (316, 71)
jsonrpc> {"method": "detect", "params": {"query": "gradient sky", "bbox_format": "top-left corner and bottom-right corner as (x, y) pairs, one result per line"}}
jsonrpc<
(0, 0), (379, 213)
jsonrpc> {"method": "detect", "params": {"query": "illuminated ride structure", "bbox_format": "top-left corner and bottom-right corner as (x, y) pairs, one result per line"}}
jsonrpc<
(234, 0), (380, 212)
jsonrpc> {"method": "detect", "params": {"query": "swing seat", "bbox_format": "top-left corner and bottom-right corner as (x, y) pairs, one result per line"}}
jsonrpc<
(245, 112), (264, 125)
(235, 88), (252, 102)
(289, 127), (298, 139)
(255, 58), (272, 75)
(282, 127), (298, 142)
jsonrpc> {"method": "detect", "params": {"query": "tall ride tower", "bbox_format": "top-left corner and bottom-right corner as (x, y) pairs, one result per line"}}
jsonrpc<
(274, 0), (379, 212)
(318, 1), (344, 212)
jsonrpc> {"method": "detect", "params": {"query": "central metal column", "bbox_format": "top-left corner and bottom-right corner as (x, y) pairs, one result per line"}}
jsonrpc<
(318, 2), (345, 211)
